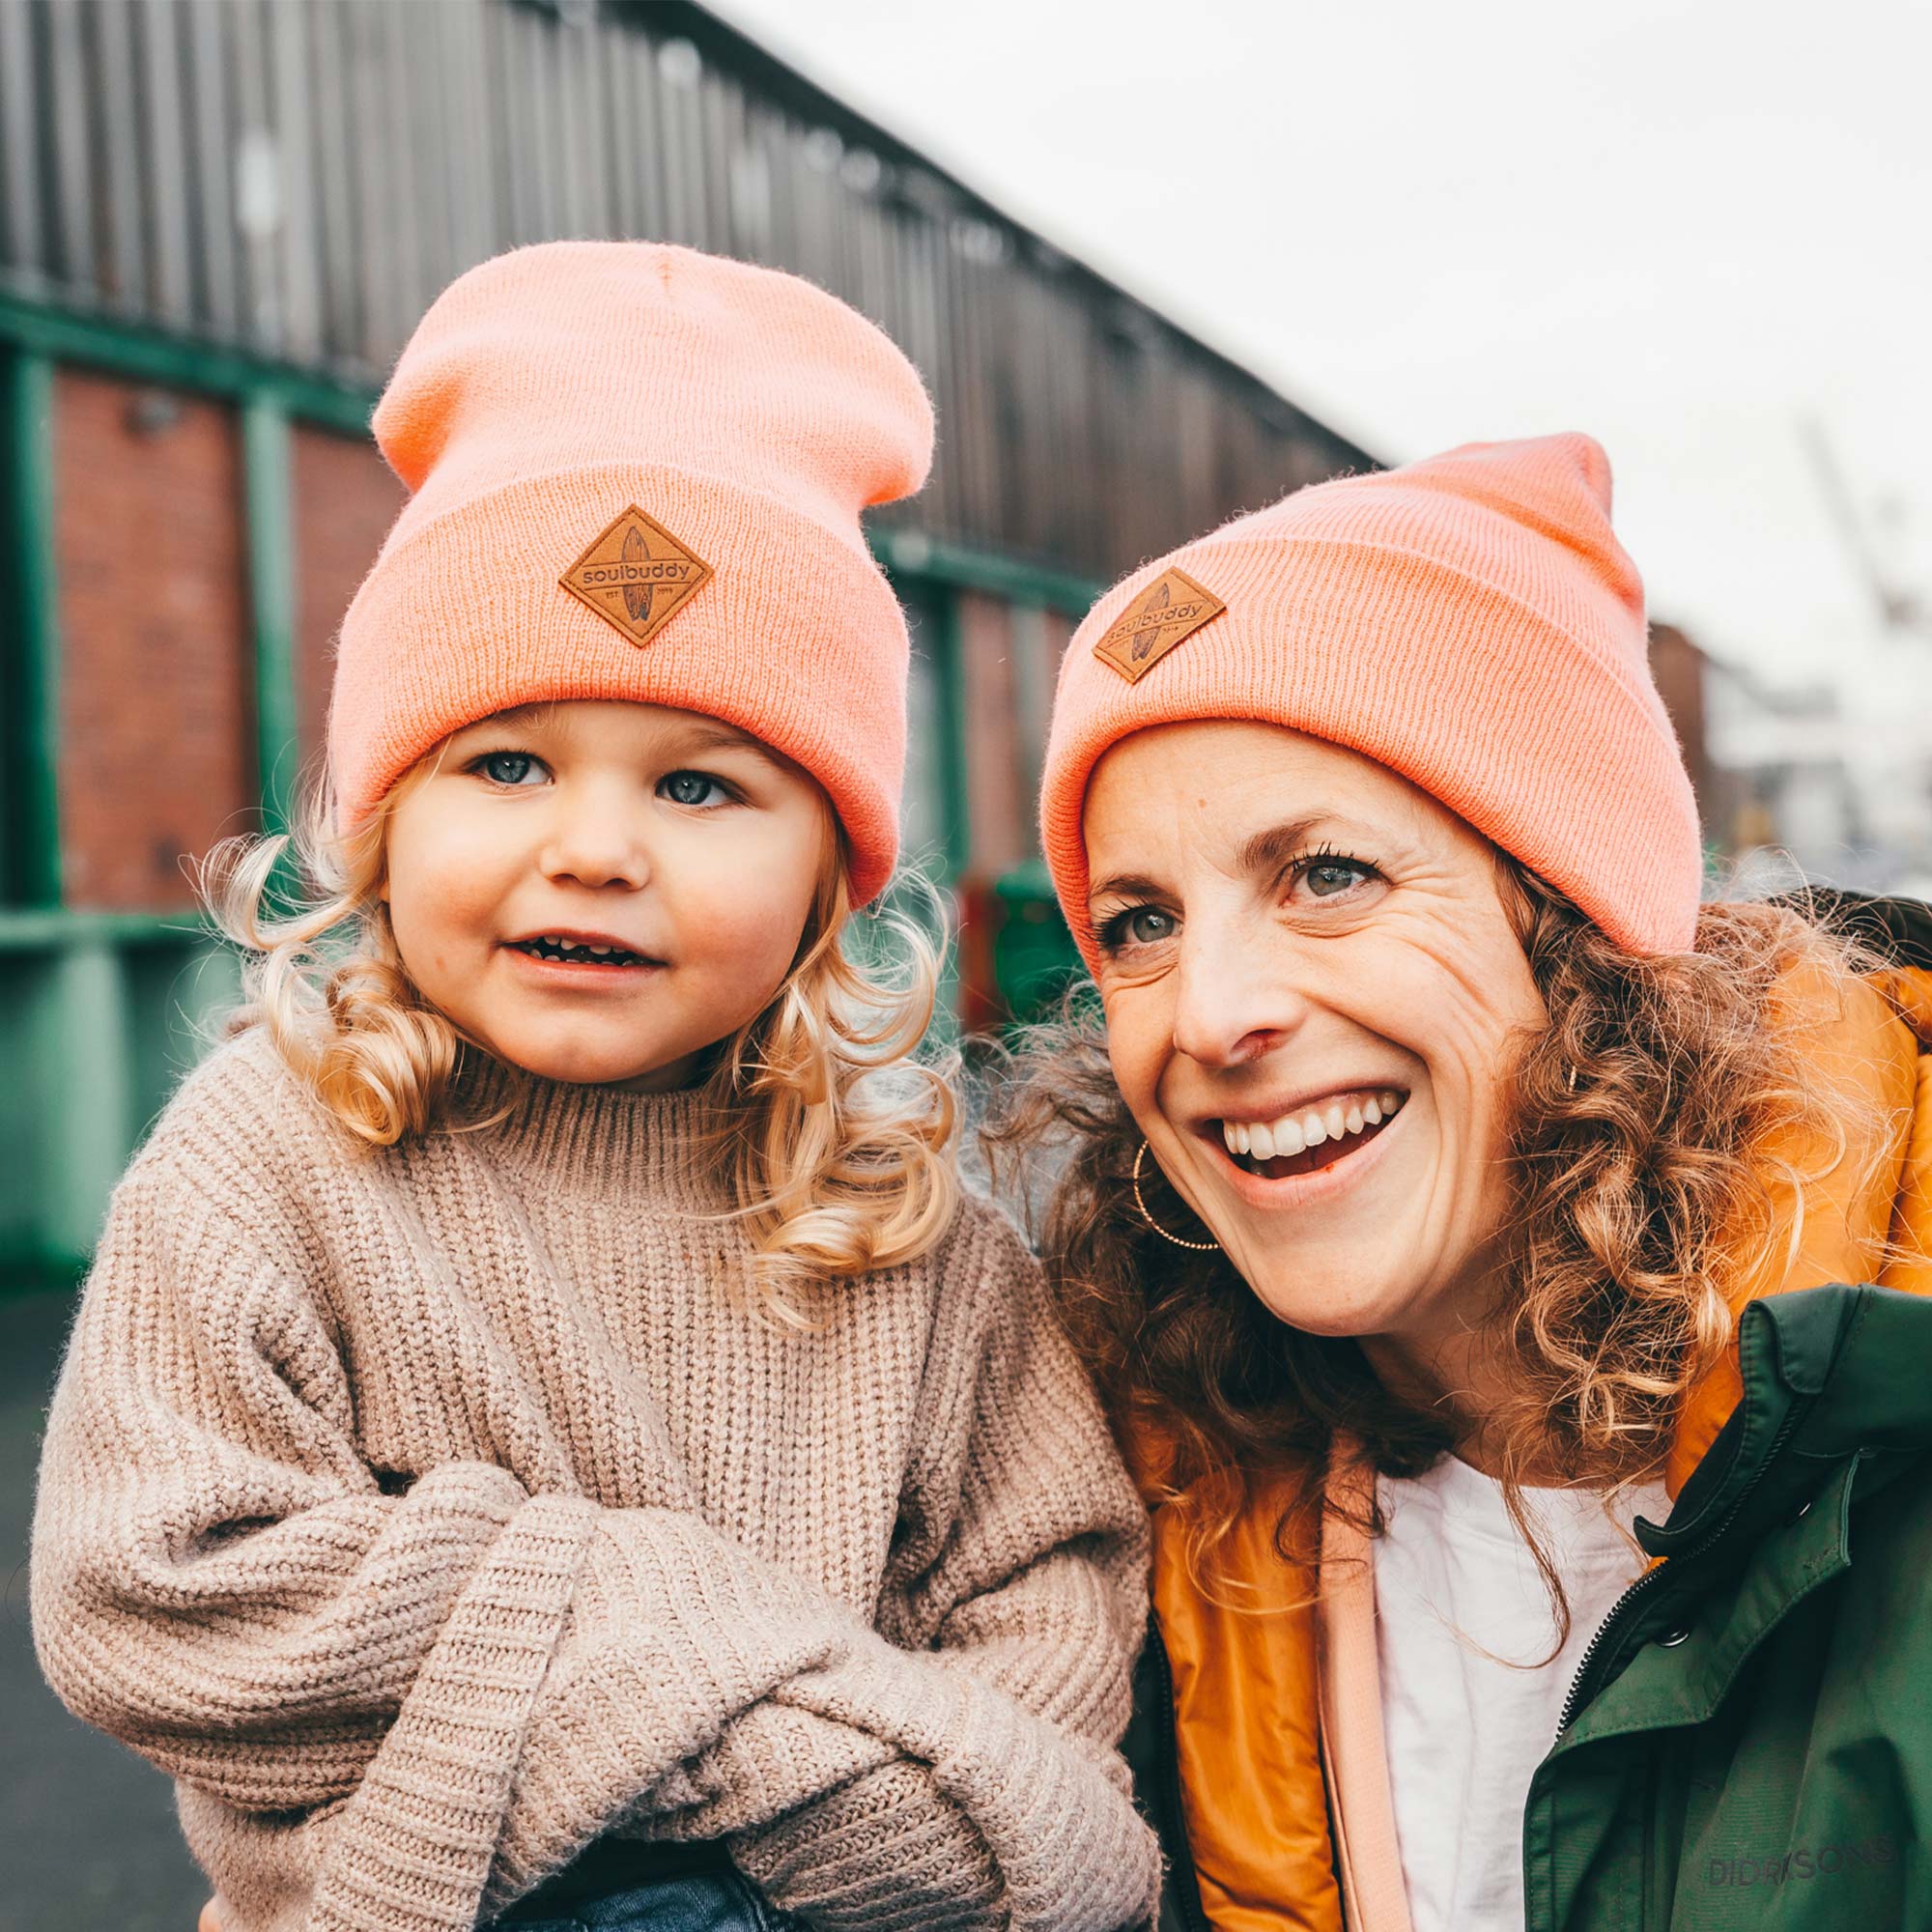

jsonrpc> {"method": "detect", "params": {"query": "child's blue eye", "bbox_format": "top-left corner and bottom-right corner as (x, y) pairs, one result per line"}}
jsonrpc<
(659, 771), (730, 808)
(478, 752), (544, 786)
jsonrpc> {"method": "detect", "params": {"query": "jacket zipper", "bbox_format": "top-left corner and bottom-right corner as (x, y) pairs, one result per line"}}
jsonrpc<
(1149, 1627), (1215, 1932)
(1552, 1401), (1807, 1741)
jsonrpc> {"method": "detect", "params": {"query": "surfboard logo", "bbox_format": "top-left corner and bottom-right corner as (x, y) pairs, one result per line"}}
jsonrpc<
(1094, 567), (1226, 682)
(560, 506), (714, 648)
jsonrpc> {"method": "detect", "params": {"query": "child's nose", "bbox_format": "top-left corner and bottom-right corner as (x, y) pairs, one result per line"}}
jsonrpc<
(538, 806), (653, 891)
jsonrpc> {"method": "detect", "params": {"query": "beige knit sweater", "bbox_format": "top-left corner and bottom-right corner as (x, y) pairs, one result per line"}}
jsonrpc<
(30, 1030), (1158, 1932)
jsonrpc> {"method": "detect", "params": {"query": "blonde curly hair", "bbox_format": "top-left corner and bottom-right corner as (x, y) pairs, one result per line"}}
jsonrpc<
(203, 758), (958, 1318)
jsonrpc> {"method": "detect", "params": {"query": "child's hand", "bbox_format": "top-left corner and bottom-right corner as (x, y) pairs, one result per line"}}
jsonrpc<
(197, 1895), (223, 1932)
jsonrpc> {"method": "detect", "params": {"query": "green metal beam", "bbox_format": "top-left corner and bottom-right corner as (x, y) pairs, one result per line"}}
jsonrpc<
(1, 349), (62, 906)
(929, 584), (973, 882)
(874, 526), (1103, 619)
(0, 1245), (90, 1296)
(32, 937), (135, 1261)
(0, 285), (377, 436)
(244, 397), (299, 835)
(0, 907), (209, 952)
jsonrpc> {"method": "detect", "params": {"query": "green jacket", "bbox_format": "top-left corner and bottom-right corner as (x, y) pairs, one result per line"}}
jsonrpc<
(1527, 1281), (1932, 1928)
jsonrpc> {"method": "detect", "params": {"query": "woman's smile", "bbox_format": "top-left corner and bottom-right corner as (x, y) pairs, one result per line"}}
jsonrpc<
(1199, 1088), (1412, 1211)
(1201, 1085), (1410, 1187)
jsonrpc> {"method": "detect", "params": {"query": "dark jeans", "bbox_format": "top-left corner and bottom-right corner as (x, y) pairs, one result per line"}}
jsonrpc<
(493, 1872), (793, 1932)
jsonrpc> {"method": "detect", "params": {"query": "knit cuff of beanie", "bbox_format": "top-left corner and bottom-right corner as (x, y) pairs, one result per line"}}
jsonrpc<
(332, 463), (910, 904)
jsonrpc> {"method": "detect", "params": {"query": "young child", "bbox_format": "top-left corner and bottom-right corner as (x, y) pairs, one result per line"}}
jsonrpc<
(30, 243), (1158, 1932)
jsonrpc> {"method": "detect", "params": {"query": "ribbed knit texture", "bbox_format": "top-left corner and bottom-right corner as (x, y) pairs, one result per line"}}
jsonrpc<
(29, 1031), (1157, 1932)
(1040, 434), (1703, 960)
(331, 242), (935, 905)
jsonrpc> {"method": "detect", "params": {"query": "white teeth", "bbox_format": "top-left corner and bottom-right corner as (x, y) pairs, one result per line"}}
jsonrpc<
(1226, 1090), (1409, 1168)
(586, 944), (611, 955)
(544, 935), (564, 947)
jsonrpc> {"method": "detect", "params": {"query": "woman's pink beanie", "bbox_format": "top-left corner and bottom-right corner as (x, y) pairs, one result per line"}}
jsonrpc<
(1040, 434), (1703, 961)
(329, 242), (933, 904)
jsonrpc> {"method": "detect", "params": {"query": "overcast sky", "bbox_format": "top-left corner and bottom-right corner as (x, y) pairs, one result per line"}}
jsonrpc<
(715, 0), (1929, 712)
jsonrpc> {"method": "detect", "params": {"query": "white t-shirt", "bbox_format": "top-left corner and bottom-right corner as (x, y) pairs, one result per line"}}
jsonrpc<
(1374, 1455), (1671, 1932)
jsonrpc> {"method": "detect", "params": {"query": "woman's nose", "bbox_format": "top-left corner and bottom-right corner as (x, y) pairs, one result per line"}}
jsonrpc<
(1170, 920), (1310, 1068)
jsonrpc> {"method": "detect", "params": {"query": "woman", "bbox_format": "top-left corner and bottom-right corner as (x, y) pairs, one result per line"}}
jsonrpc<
(1002, 435), (1932, 1932)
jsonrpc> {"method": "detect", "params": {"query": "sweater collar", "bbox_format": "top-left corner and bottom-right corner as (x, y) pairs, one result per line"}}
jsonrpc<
(451, 1049), (736, 1207)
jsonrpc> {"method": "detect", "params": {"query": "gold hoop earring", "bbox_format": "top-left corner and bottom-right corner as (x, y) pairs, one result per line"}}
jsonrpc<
(1131, 1140), (1219, 1253)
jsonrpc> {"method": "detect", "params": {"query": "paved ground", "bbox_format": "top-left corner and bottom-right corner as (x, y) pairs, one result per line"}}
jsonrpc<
(5, 1283), (208, 1931)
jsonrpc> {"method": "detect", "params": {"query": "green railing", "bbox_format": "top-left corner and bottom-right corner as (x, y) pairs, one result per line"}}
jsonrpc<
(0, 914), (239, 1288)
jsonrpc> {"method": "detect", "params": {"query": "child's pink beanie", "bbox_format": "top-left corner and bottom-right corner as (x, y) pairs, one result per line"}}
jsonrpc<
(330, 242), (933, 905)
(1039, 434), (1703, 961)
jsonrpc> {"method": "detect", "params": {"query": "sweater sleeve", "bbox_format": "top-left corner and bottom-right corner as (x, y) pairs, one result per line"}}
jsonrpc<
(710, 1204), (1159, 1932)
(29, 1162), (544, 1812)
(882, 1203), (1151, 1747)
(28, 1163), (916, 1929)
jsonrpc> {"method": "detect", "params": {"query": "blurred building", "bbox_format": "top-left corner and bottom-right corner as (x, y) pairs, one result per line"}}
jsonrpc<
(1652, 619), (1932, 896)
(0, 0), (1374, 1284)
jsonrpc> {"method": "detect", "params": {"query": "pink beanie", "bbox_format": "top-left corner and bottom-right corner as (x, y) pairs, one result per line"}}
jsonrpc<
(330, 242), (933, 905)
(1039, 434), (1703, 961)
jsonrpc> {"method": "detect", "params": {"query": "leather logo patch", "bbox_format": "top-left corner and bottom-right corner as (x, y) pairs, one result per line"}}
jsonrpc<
(1093, 567), (1226, 682)
(559, 505), (714, 649)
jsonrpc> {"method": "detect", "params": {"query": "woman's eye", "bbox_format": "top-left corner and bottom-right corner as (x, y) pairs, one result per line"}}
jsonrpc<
(1295, 857), (1378, 899)
(478, 752), (543, 786)
(659, 770), (729, 808)
(1099, 904), (1179, 952)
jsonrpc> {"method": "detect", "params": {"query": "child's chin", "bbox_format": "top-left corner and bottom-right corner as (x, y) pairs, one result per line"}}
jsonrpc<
(488, 1026), (684, 1090)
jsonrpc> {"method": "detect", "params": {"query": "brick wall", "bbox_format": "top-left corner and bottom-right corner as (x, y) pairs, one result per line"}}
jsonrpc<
(958, 594), (1072, 876)
(52, 371), (252, 910)
(292, 427), (404, 772)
